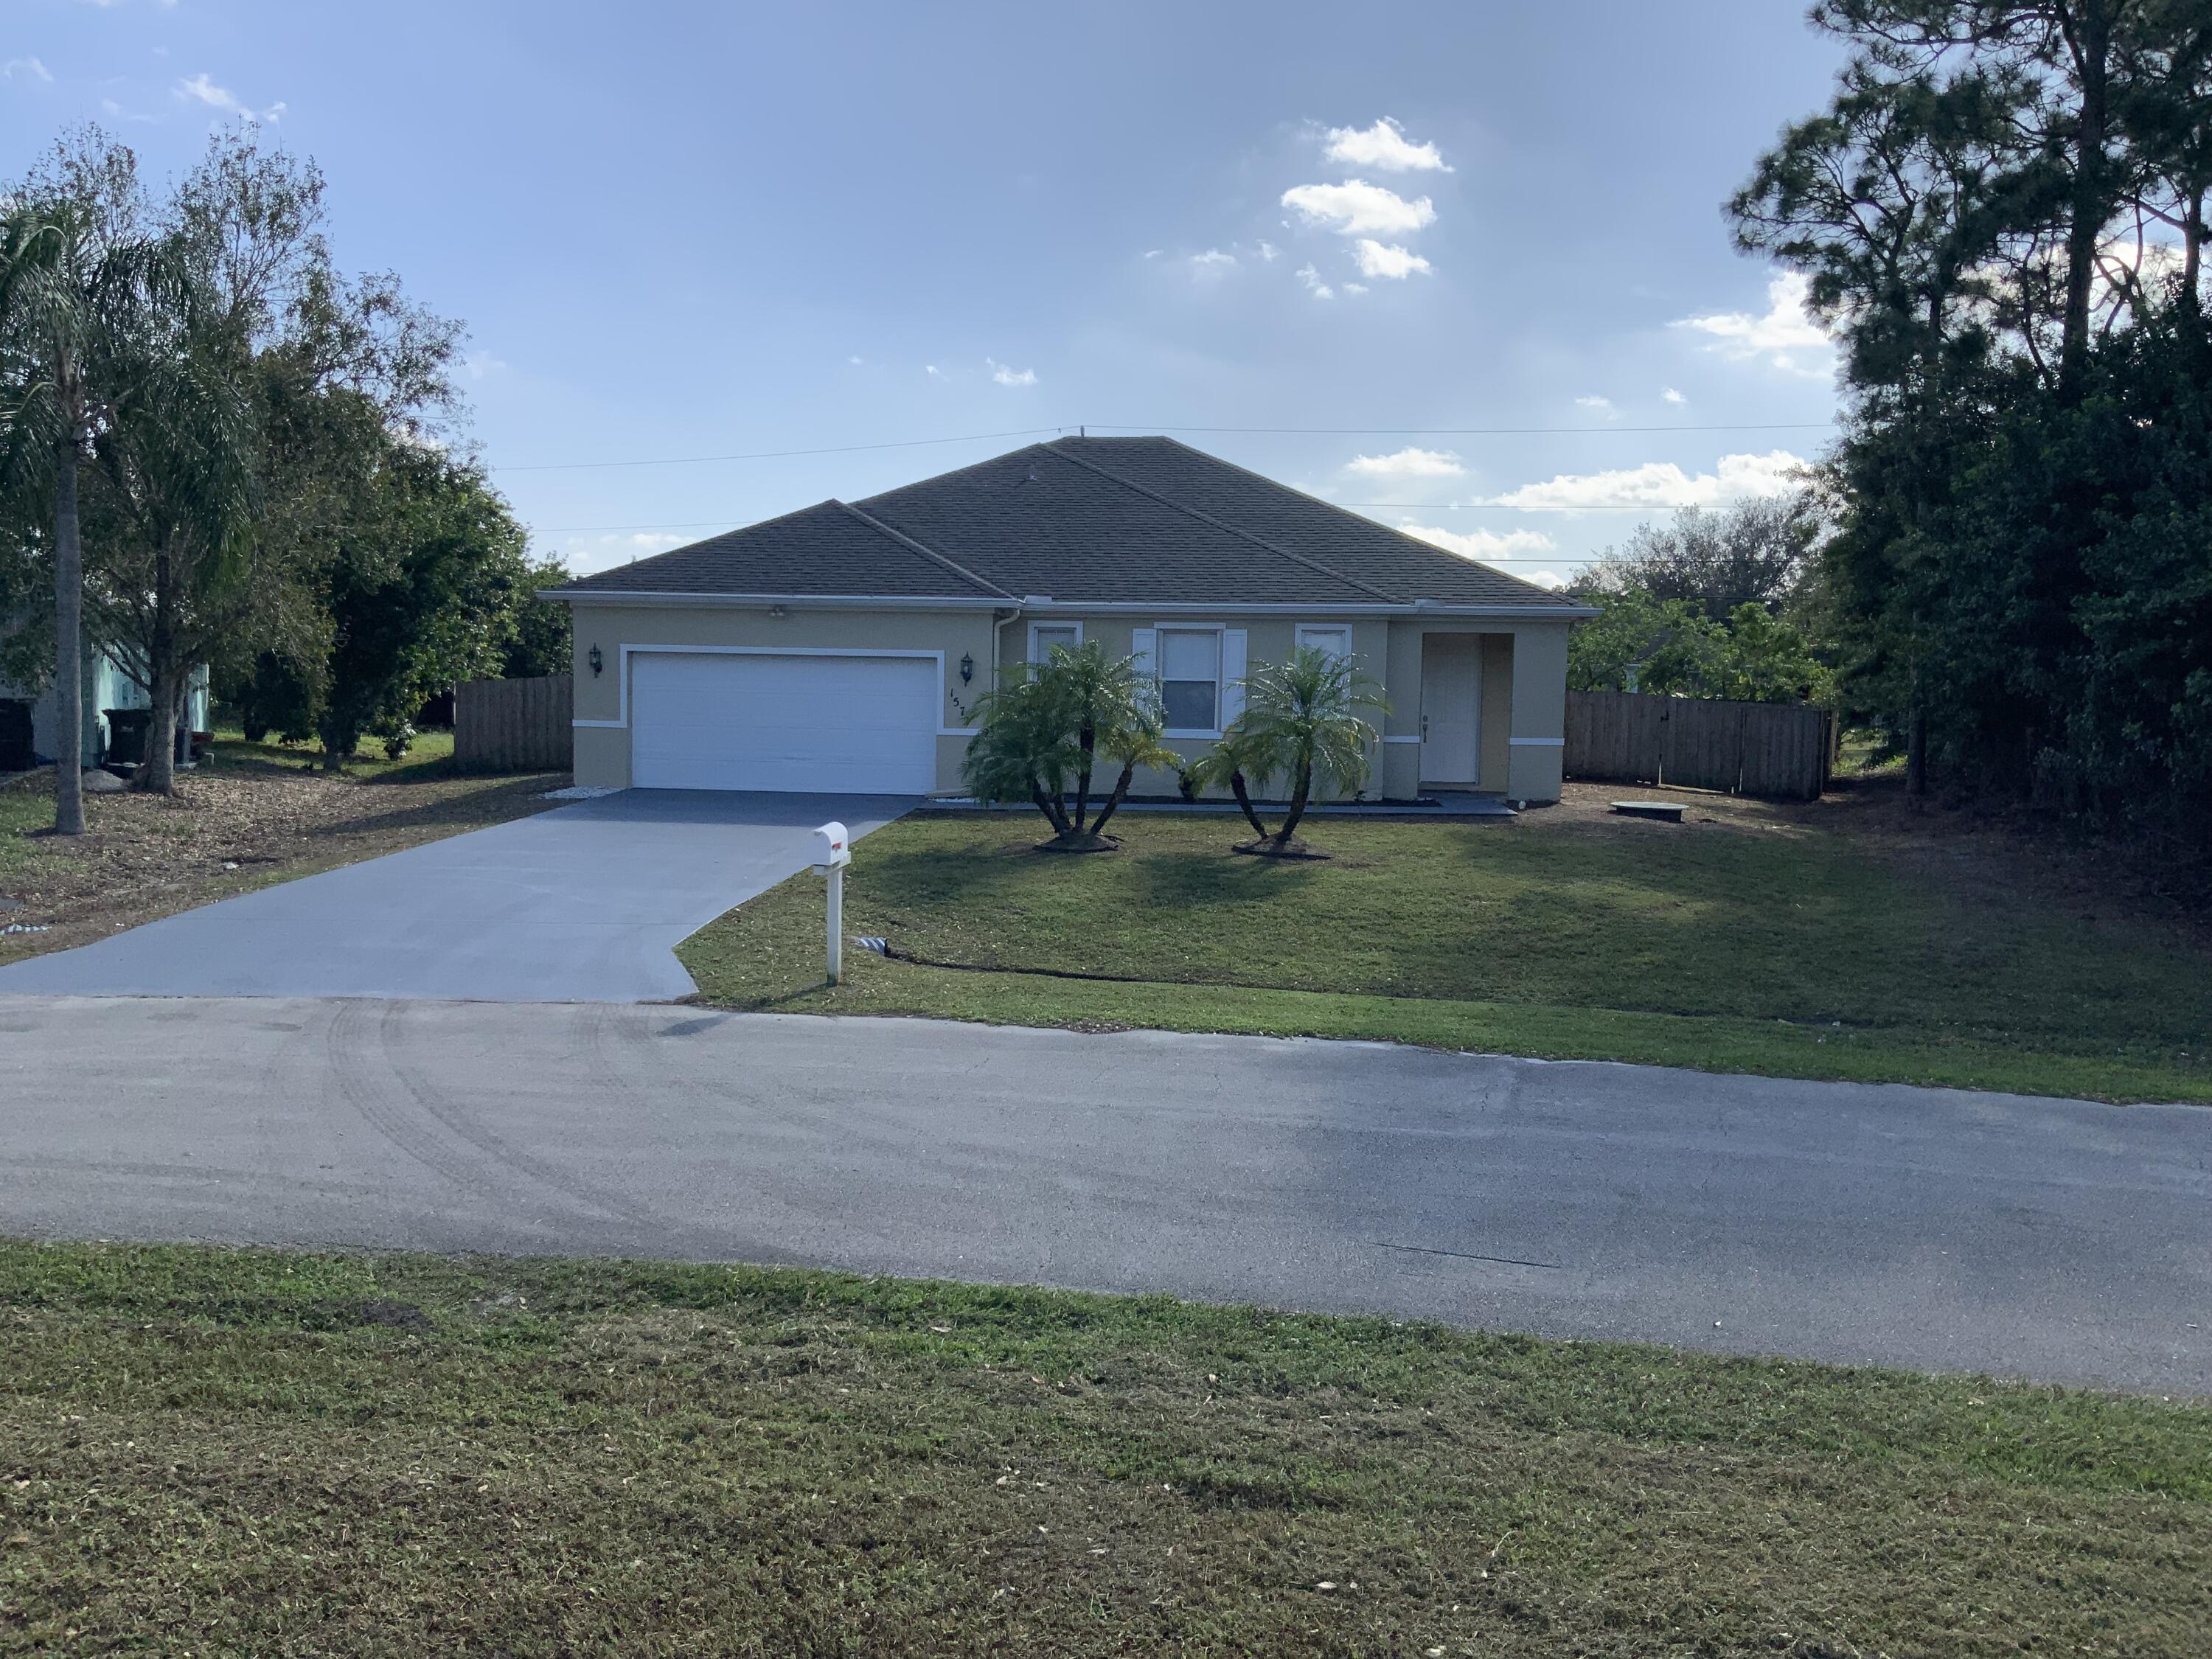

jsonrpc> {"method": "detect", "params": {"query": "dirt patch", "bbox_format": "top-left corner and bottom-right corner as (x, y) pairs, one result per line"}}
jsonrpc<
(0, 756), (564, 965)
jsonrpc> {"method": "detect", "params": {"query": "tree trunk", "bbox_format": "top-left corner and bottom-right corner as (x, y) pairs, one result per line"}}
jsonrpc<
(1275, 759), (1314, 845)
(137, 545), (178, 794)
(52, 438), (85, 836)
(2057, 0), (2113, 400)
(1088, 762), (1138, 838)
(1906, 705), (1928, 807)
(1228, 768), (1270, 840)
(1029, 779), (1072, 838)
(1071, 724), (1094, 834)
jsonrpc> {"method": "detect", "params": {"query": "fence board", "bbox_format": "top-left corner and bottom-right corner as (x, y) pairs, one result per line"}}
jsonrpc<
(454, 673), (573, 773)
(1565, 689), (1833, 801)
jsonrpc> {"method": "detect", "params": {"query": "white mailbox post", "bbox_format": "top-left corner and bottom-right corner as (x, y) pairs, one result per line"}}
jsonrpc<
(811, 821), (852, 984)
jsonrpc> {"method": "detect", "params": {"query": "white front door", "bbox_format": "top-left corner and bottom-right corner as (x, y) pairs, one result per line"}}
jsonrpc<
(1419, 635), (1482, 785)
(628, 651), (939, 793)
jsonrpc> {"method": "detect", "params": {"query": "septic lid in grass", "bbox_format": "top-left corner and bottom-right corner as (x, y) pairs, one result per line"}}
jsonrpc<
(1611, 800), (1686, 822)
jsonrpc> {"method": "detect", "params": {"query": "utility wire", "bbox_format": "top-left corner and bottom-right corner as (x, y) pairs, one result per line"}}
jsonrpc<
(493, 420), (1834, 475)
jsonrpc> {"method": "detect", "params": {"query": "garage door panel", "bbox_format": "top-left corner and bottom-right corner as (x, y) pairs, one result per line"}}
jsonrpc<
(630, 652), (938, 793)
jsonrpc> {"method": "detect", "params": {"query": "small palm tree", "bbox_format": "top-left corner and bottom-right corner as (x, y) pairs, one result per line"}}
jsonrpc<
(963, 641), (1167, 850)
(1191, 647), (1388, 856)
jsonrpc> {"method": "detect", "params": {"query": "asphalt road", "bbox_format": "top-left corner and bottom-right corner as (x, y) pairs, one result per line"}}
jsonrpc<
(0, 790), (914, 1002)
(3, 995), (2205, 1394)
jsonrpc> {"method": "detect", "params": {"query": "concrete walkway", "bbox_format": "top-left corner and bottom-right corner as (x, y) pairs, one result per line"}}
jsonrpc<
(2, 995), (2204, 1394)
(0, 791), (913, 1002)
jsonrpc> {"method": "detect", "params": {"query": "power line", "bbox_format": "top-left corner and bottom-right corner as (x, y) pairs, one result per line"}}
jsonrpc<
(492, 420), (1835, 475)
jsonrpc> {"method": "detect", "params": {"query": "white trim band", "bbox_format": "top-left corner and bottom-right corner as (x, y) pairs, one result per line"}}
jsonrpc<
(1508, 736), (1566, 746)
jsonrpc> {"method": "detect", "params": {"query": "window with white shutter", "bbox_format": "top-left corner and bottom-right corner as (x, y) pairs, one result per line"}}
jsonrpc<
(1158, 627), (1221, 733)
(1295, 625), (1352, 663)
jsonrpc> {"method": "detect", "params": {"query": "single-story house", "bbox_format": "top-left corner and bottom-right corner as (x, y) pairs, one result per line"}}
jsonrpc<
(0, 630), (211, 773)
(548, 437), (1594, 802)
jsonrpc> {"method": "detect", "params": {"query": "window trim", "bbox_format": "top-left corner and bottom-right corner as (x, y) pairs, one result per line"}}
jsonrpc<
(1154, 622), (1226, 738)
(1294, 623), (1354, 662)
(1026, 619), (1084, 664)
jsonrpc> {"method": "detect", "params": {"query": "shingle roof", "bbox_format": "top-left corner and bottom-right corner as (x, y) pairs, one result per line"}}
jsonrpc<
(555, 437), (1571, 608)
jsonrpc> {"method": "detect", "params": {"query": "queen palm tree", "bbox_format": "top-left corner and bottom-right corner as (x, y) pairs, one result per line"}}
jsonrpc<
(0, 193), (172, 830)
(962, 640), (1172, 849)
(1191, 647), (1387, 856)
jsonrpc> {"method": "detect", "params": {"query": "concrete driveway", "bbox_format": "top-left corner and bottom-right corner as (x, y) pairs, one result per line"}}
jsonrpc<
(0, 790), (914, 1002)
(1, 997), (2205, 1394)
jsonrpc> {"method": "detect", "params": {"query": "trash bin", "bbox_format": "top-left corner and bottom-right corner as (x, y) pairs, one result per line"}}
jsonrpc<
(0, 699), (31, 772)
(103, 708), (153, 768)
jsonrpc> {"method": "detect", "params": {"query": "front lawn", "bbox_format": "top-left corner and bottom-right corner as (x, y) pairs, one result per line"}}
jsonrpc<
(2, 1242), (2205, 1654)
(679, 786), (2212, 1103)
(0, 733), (561, 967)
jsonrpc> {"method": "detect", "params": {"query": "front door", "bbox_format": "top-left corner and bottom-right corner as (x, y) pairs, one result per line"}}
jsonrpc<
(1419, 635), (1482, 785)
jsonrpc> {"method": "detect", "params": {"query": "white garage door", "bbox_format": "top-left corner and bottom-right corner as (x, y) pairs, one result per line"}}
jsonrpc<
(628, 651), (939, 793)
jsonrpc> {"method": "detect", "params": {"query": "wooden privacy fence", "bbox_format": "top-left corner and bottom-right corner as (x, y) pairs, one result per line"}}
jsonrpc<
(1565, 689), (1837, 800)
(455, 673), (573, 773)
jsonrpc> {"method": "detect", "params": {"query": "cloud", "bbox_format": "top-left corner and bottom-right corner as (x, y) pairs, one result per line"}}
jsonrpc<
(1352, 239), (1430, 279)
(1346, 446), (1464, 479)
(1256, 239), (1280, 262)
(1343, 282), (1368, 296)
(175, 72), (285, 122)
(1673, 272), (1830, 374)
(1398, 524), (1564, 585)
(925, 364), (945, 380)
(987, 358), (1037, 387)
(1321, 116), (1450, 174)
(1189, 248), (1237, 278)
(4, 58), (53, 83)
(1280, 179), (1436, 238)
(462, 350), (507, 380)
(1478, 450), (1809, 511)
(1574, 395), (1617, 417)
(563, 532), (684, 576)
(846, 355), (864, 366)
(1661, 386), (1687, 404)
(1296, 263), (1334, 301)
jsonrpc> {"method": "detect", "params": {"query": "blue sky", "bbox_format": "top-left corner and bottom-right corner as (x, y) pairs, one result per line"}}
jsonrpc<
(5, 1), (1848, 582)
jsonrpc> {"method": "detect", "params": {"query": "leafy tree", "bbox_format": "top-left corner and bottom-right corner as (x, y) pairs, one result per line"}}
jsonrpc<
(500, 554), (574, 678)
(1576, 493), (1823, 620)
(1568, 592), (1837, 704)
(961, 641), (1172, 849)
(1190, 647), (1386, 855)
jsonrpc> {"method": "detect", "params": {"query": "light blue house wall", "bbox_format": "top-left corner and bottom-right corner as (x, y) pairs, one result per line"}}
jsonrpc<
(1, 632), (211, 770)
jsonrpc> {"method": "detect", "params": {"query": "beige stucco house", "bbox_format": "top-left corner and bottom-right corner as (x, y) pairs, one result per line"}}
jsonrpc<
(550, 437), (1591, 803)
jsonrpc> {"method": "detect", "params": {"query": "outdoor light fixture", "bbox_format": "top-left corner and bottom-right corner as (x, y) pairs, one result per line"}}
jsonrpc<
(959, 653), (975, 684)
(588, 644), (603, 677)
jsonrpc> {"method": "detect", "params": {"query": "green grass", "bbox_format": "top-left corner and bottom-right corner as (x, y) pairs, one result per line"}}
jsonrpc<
(1, 1241), (2205, 1655)
(678, 810), (2212, 1103)
(206, 724), (459, 780)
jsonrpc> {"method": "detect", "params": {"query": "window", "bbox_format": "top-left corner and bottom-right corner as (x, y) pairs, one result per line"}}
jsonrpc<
(1029, 622), (1081, 664)
(1158, 627), (1220, 731)
(1295, 625), (1352, 663)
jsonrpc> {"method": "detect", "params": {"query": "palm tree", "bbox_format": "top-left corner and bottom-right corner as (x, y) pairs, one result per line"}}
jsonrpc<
(1191, 647), (1388, 856)
(0, 198), (165, 832)
(962, 641), (1169, 849)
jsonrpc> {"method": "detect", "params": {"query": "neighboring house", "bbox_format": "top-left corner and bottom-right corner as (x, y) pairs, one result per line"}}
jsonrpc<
(549, 437), (1595, 802)
(0, 631), (211, 772)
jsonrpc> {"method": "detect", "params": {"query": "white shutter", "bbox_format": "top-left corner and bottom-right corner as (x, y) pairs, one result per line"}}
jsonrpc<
(1220, 628), (1248, 728)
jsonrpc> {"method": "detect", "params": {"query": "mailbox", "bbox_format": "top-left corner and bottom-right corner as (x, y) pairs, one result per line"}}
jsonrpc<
(812, 821), (851, 870)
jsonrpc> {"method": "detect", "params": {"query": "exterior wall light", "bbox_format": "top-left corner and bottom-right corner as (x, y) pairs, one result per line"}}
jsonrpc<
(959, 653), (975, 685)
(588, 644), (604, 677)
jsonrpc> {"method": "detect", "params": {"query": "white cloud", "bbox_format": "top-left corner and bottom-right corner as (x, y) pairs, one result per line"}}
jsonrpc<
(1661, 386), (1687, 404)
(1343, 281), (1368, 296)
(1280, 179), (1436, 238)
(175, 72), (285, 122)
(1141, 248), (1163, 260)
(1673, 272), (1830, 374)
(4, 58), (54, 83)
(1479, 450), (1809, 511)
(846, 354), (864, 366)
(1352, 239), (1431, 279)
(1346, 446), (1464, 479)
(1574, 395), (1616, 417)
(1321, 116), (1450, 174)
(987, 358), (1037, 387)
(462, 349), (507, 380)
(1256, 239), (1280, 262)
(1296, 263), (1335, 301)
(564, 532), (684, 575)
(1398, 524), (1562, 584)
(925, 364), (945, 380)
(1189, 248), (1237, 277)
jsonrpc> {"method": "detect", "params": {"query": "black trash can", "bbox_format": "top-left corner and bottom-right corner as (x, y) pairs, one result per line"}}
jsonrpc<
(104, 708), (153, 768)
(0, 699), (31, 772)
